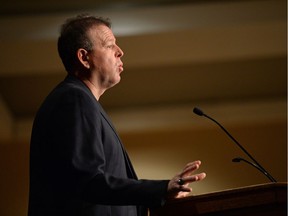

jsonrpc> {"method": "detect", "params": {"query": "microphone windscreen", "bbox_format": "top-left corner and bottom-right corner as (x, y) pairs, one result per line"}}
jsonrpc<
(193, 107), (204, 116)
(232, 157), (241, 162)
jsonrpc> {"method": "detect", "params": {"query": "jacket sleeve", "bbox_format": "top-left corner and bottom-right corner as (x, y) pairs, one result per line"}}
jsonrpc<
(85, 174), (169, 207)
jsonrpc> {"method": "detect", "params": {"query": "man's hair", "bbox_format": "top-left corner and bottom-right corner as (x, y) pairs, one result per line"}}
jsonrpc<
(57, 14), (111, 73)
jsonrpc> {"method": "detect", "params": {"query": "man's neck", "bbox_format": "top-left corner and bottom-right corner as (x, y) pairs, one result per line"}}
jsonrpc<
(81, 78), (105, 100)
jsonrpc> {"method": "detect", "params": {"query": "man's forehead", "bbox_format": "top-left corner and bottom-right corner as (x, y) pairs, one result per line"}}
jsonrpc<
(89, 24), (115, 42)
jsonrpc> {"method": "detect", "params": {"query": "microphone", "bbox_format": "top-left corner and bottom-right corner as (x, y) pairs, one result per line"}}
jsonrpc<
(193, 107), (277, 183)
(232, 157), (275, 182)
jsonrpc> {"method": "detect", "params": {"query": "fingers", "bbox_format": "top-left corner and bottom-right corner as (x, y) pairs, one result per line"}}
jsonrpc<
(181, 172), (206, 184)
(167, 160), (206, 200)
(177, 172), (206, 190)
(183, 160), (201, 169)
(179, 160), (202, 179)
(183, 160), (201, 171)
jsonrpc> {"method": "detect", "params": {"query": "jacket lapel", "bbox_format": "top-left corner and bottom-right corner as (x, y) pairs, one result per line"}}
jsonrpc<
(99, 109), (138, 180)
(65, 75), (138, 180)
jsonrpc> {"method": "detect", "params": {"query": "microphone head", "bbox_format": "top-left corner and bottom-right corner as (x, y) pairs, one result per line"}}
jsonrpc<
(193, 107), (204, 116)
(232, 157), (242, 162)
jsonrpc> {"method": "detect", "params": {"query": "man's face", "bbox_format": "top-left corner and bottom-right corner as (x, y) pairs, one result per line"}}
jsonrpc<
(87, 24), (124, 89)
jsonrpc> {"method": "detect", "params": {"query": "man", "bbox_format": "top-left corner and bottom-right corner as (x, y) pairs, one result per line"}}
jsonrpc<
(28, 14), (206, 216)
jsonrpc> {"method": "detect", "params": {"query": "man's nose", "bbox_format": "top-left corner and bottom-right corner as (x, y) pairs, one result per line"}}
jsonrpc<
(116, 45), (124, 57)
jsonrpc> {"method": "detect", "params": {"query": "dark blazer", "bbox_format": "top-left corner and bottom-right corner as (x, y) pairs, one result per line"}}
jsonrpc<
(28, 75), (169, 216)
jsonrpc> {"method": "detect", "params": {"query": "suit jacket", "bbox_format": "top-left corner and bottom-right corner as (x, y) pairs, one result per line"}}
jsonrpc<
(28, 75), (169, 216)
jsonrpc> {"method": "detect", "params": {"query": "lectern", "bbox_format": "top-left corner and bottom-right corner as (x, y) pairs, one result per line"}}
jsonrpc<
(151, 183), (287, 216)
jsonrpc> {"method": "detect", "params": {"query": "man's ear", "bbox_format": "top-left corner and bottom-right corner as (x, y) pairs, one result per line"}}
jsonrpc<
(77, 48), (90, 69)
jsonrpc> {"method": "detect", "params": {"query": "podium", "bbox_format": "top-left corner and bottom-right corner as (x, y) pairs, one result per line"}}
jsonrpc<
(151, 183), (287, 216)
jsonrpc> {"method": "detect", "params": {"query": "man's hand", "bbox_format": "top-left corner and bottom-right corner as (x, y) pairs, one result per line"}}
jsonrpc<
(167, 160), (206, 199)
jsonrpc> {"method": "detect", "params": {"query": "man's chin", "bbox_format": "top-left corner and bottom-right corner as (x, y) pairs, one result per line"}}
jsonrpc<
(107, 77), (121, 89)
